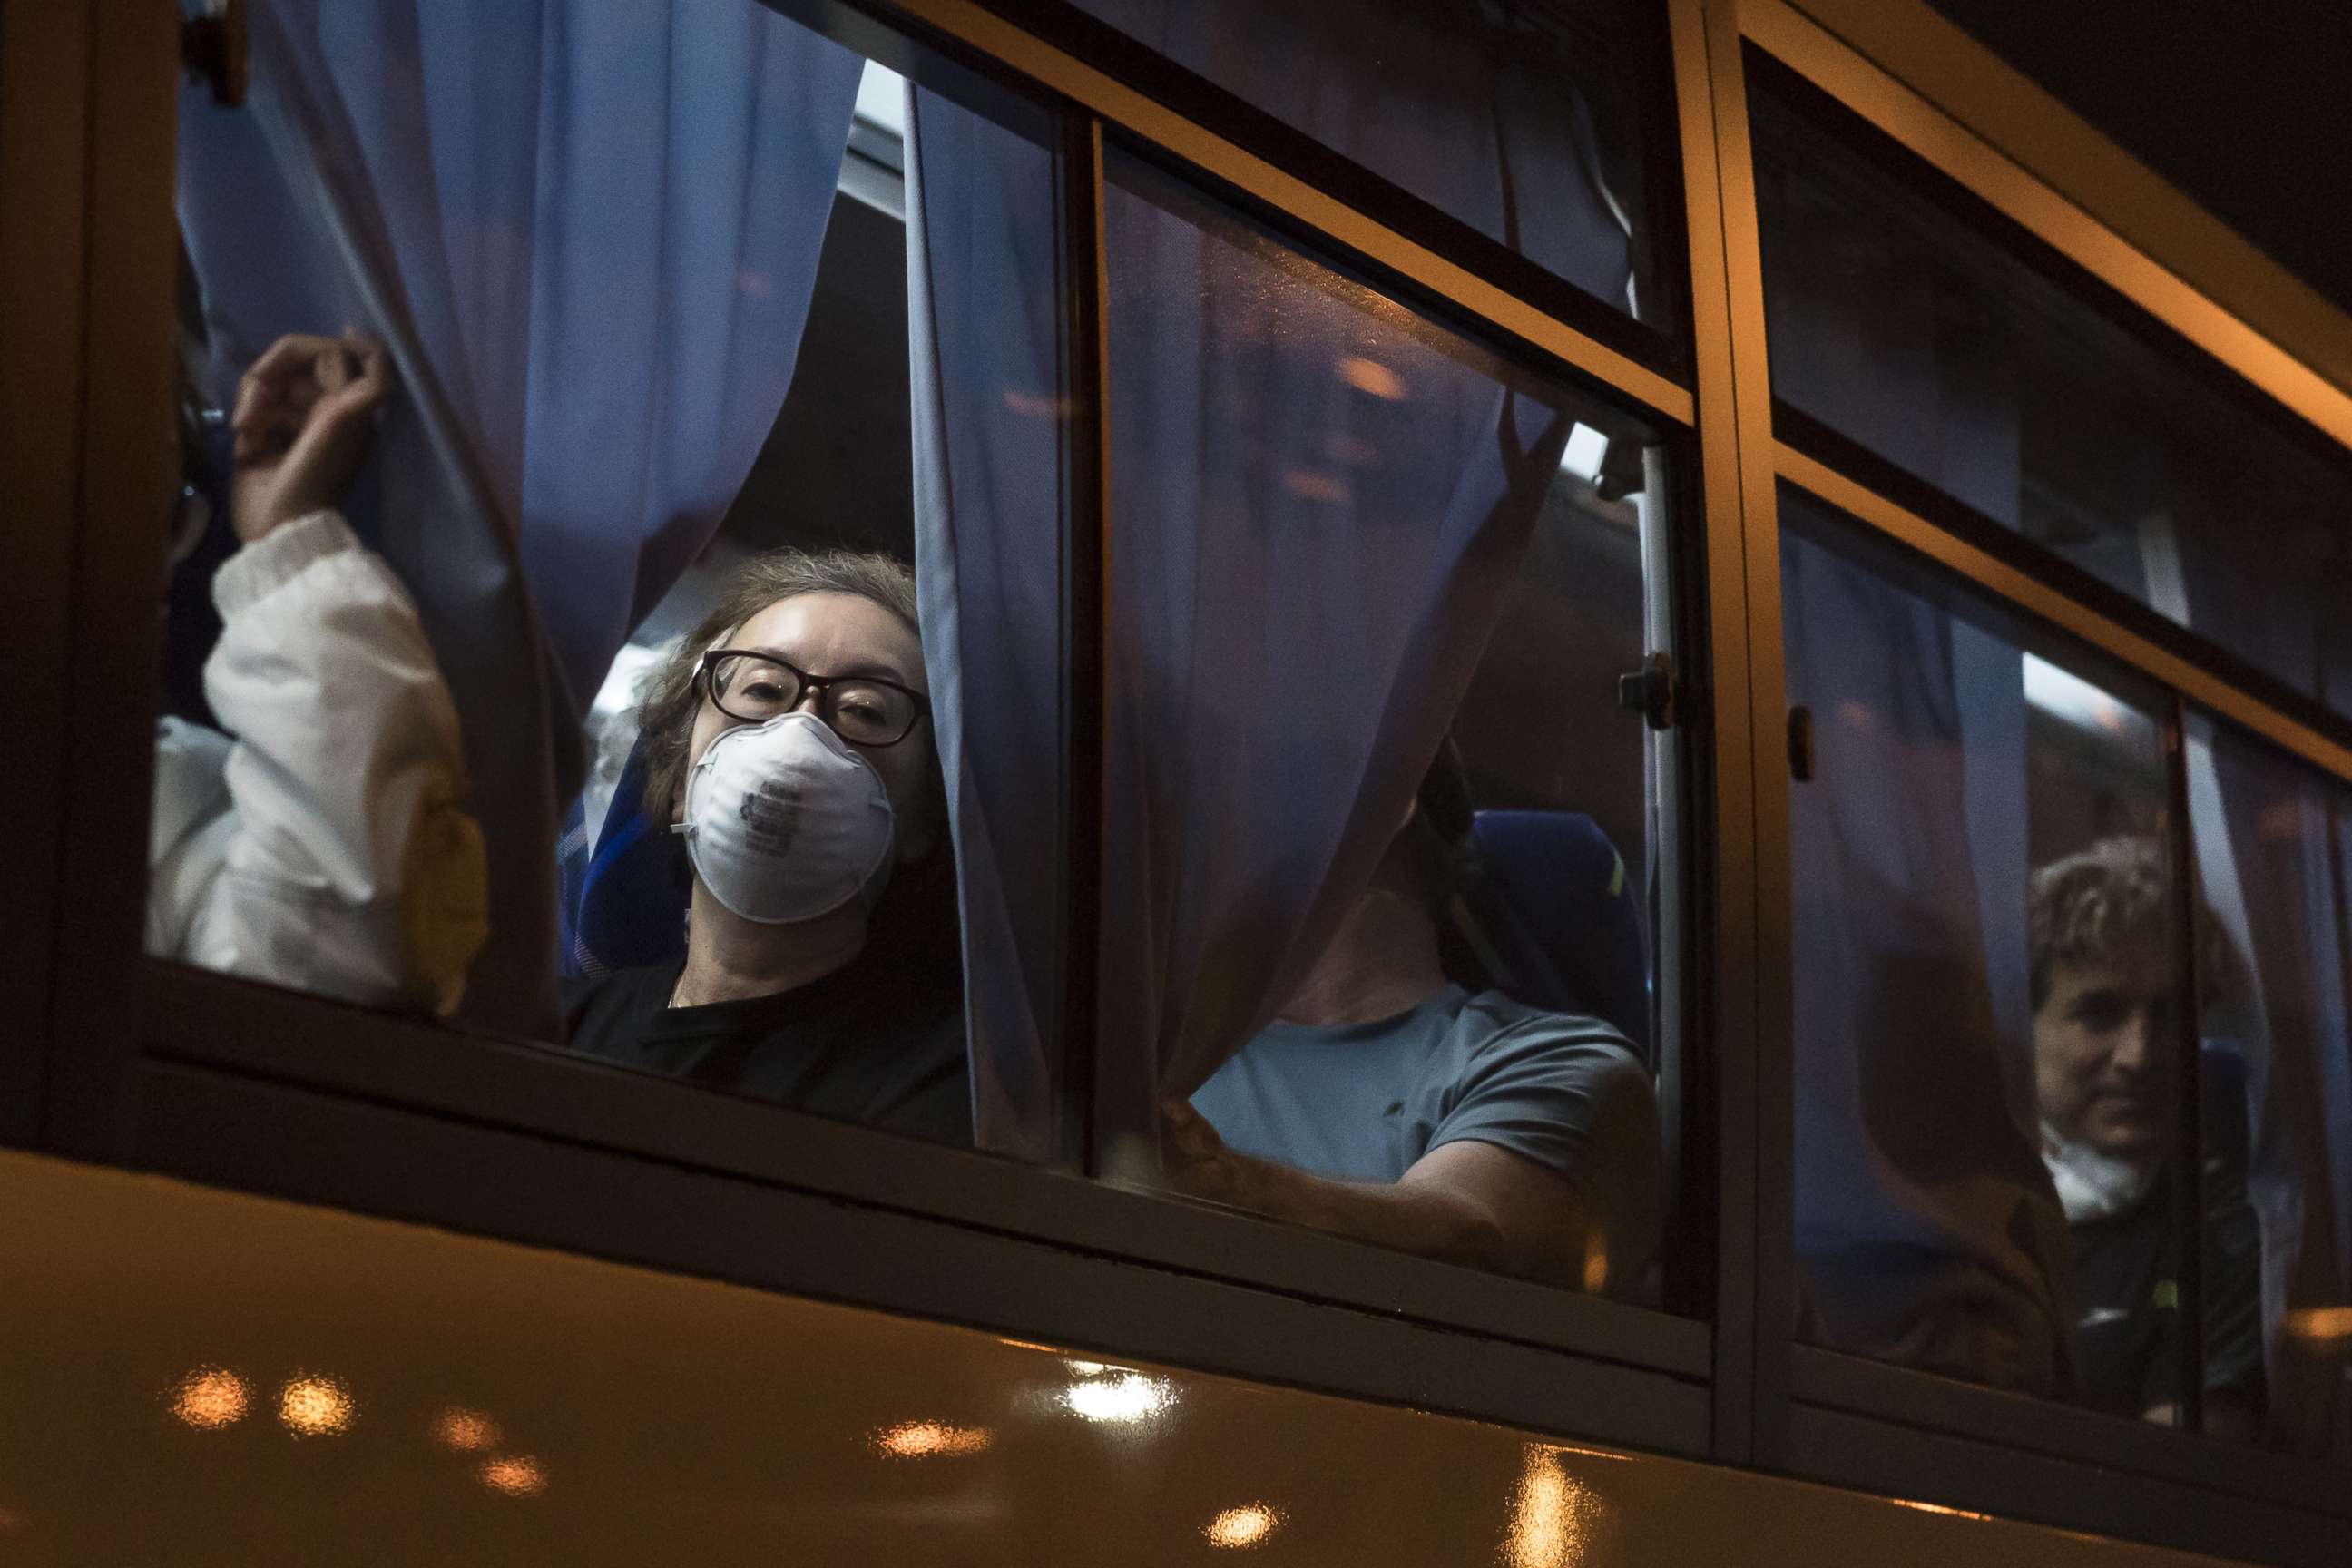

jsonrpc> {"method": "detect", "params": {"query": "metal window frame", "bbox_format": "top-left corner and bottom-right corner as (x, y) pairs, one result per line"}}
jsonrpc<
(1759, 472), (2352, 1524)
(1697, 0), (2352, 1550)
(1788, 1398), (2338, 1566)
(1752, 0), (2352, 447)
(10, 0), (2352, 1555)
(0, 0), (97, 1148)
(17, 0), (180, 1164)
(1663, 0), (1779, 1472)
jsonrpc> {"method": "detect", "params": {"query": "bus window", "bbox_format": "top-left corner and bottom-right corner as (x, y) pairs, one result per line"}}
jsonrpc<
(1781, 489), (2245, 1428)
(2182, 710), (2352, 1456)
(1749, 66), (2352, 728)
(1061, 0), (1681, 338)
(1097, 151), (1679, 1302)
(157, 7), (1071, 1157)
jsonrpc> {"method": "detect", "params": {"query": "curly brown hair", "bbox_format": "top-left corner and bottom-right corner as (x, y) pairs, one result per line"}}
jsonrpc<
(2027, 835), (2229, 1013)
(632, 546), (923, 820)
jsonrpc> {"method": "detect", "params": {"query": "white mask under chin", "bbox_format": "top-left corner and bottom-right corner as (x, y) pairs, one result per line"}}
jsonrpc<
(2042, 1123), (2161, 1224)
(674, 712), (897, 925)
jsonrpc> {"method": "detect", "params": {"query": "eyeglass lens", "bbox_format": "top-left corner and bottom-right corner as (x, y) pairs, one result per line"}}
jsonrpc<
(709, 652), (917, 745)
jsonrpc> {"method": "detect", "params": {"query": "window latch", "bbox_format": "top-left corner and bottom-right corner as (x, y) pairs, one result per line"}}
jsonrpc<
(1616, 652), (1675, 731)
(182, 0), (249, 108)
(1788, 705), (1816, 781)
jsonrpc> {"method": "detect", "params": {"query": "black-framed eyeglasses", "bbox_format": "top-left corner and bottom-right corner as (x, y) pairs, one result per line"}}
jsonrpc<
(697, 648), (931, 748)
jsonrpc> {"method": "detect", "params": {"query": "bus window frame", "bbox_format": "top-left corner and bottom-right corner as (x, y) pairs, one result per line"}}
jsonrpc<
(1746, 46), (2352, 773)
(1705, 0), (2352, 1541)
(1762, 481), (2352, 1514)
(19, 0), (1725, 1472)
(12, 0), (2352, 1558)
(0, 0), (101, 1149)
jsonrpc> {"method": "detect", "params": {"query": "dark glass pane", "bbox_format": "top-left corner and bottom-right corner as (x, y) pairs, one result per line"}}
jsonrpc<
(1065, 0), (1676, 338)
(1785, 489), (2204, 1419)
(1102, 152), (1684, 1305)
(1751, 71), (2352, 724)
(2185, 711), (2352, 1456)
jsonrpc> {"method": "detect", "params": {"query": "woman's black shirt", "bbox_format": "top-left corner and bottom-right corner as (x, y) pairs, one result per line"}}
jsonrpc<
(562, 950), (969, 1146)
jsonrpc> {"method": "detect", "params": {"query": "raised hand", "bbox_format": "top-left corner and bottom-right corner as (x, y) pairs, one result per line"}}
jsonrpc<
(228, 330), (388, 543)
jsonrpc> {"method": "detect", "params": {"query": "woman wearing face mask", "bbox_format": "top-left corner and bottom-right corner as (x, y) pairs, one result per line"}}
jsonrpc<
(561, 548), (968, 1144)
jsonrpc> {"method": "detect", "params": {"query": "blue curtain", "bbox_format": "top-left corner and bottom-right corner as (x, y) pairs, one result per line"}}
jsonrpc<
(904, 89), (1070, 1159)
(1766, 168), (2073, 1391)
(177, 0), (862, 1029)
(1069, 0), (1642, 315)
(2151, 444), (2352, 1448)
(1091, 165), (1570, 1158)
(1782, 523), (2074, 1393)
(2196, 727), (2352, 1454)
(906, 99), (1586, 1160)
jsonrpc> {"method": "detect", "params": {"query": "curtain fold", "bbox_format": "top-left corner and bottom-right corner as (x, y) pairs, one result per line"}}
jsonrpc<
(1068, 0), (1642, 314)
(2160, 461), (2352, 1452)
(177, 0), (861, 1029)
(902, 5), (1636, 1160)
(1782, 524), (2073, 1393)
(1092, 167), (1570, 1161)
(2192, 726), (2352, 1455)
(904, 88), (1069, 1159)
(1766, 166), (2072, 1391)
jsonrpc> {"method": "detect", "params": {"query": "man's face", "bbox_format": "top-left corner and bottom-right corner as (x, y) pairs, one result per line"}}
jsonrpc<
(2033, 948), (2176, 1157)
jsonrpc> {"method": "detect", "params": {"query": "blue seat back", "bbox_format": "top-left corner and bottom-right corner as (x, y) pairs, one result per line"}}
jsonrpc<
(1451, 809), (1651, 1063)
(559, 742), (692, 980)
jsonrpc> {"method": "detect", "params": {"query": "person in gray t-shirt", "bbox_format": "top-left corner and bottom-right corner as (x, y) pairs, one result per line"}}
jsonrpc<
(1164, 799), (1659, 1293)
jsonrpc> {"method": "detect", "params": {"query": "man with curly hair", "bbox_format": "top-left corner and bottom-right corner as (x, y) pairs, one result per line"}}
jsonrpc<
(2029, 835), (2262, 1435)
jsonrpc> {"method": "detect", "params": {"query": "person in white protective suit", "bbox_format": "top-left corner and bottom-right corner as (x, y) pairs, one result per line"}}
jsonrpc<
(146, 330), (487, 1014)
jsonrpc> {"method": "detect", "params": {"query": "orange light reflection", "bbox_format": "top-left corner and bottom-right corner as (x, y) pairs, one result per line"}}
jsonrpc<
(1204, 1503), (1284, 1549)
(1889, 1497), (1996, 1524)
(167, 1367), (250, 1430)
(1581, 1230), (1609, 1296)
(1001, 388), (1075, 419)
(1335, 355), (1406, 401)
(2287, 1306), (2352, 1340)
(433, 1406), (501, 1453)
(1504, 1446), (1602, 1568)
(277, 1375), (355, 1438)
(480, 1455), (548, 1497)
(1280, 467), (1349, 505)
(872, 1419), (995, 1459)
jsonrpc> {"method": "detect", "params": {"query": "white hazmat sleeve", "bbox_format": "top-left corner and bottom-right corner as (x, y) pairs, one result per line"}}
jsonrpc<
(147, 509), (488, 1014)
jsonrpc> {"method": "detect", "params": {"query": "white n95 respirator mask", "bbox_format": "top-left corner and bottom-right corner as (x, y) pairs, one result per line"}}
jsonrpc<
(2041, 1124), (2161, 1224)
(673, 712), (897, 925)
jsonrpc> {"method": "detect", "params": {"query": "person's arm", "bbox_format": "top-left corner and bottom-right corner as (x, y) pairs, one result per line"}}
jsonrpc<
(1160, 1047), (1660, 1291)
(172, 332), (488, 1014)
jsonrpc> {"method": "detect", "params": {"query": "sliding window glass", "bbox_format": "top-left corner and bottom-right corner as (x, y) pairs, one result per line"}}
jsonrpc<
(1095, 150), (1686, 1307)
(1784, 489), (2230, 1426)
(1749, 63), (2352, 727)
(2182, 711), (2352, 1458)
(157, 5), (1072, 1157)
(1060, 0), (1682, 344)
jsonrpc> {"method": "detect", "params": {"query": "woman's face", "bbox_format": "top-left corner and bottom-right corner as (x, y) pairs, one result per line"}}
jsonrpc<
(679, 591), (940, 864)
